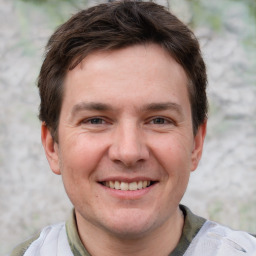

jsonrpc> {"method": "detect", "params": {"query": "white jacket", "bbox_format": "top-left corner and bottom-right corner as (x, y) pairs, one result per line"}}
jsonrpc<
(23, 221), (256, 256)
(23, 223), (73, 256)
(184, 221), (256, 255)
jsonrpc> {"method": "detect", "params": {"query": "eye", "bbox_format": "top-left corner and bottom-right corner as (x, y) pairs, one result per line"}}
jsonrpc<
(151, 117), (167, 124)
(89, 118), (105, 124)
(82, 117), (106, 125)
(149, 117), (172, 125)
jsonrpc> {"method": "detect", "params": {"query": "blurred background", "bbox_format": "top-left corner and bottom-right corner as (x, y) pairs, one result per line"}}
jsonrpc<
(0, 0), (255, 254)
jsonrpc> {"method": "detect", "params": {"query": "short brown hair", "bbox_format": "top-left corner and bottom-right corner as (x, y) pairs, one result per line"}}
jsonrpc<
(38, 0), (208, 140)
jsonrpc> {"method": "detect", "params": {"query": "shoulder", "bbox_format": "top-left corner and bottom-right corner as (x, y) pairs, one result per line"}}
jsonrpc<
(9, 233), (40, 256)
(9, 223), (68, 256)
(185, 219), (256, 255)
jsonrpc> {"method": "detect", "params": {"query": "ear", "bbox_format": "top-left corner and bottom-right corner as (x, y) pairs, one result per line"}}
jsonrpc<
(41, 123), (61, 175)
(191, 121), (207, 172)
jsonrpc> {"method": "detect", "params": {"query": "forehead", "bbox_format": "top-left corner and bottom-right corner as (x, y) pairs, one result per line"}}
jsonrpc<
(62, 43), (190, 114)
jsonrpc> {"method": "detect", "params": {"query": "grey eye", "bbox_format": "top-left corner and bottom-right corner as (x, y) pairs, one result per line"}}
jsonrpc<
(89, 118), (104, 124)
(152, 118), (166, 124)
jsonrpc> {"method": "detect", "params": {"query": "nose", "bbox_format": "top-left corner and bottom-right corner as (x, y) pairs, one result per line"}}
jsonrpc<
(108, 121), (149, 167)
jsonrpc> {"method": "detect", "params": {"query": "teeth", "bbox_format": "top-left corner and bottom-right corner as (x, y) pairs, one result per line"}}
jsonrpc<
(114, 181), (120, 190)
(103, 181), (152, 191)
(129, 182), (137, 191)
(109, 181), (115, 189)
(137, 181), (143, 189)
(120, 182), (128, 191)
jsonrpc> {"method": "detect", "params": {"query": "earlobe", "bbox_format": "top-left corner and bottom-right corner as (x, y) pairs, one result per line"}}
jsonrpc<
(41, 123), (61, 175)
(191, 121), (207, 172)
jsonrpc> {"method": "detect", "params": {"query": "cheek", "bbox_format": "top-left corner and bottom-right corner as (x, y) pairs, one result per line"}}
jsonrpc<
(61, 134), (107, 173)
(153, 135), (193, 171)
(57, 140), (106, 202)
(58, 139), (101, 206)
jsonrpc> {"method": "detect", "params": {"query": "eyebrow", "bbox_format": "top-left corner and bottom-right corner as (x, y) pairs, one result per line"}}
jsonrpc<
(142, 102), (183, 114)
(71, 102), (113, 116)
(70, 101), (183, 117)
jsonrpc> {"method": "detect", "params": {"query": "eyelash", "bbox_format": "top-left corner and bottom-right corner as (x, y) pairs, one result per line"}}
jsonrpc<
(150, 117), (169, 124)
(81, 117), (107, 125)
(148, 117), (175, 126)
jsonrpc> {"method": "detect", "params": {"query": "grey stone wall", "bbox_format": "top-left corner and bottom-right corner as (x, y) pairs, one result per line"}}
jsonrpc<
(1, 0), (255, 255)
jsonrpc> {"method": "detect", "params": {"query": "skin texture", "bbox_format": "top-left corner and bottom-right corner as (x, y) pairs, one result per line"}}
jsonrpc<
(42, 43), (206, 256)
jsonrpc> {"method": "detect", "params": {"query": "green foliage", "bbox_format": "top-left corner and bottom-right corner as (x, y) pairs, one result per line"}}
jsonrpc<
(189, 0), (256, 86)
(21, 0), (78, 4)
(239, 202), (256, 233)
(208, 201), (224, 222)
(14, 0), (87, 56)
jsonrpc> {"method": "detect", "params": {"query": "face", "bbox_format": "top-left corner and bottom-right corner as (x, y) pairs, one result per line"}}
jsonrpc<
(42, 44), (206, 238)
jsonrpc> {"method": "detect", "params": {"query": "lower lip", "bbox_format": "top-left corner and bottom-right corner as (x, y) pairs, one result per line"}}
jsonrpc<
(99, 183), (158, 200)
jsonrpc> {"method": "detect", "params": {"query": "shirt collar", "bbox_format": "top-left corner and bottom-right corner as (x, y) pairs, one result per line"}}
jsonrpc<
(66, 205), (206, 256)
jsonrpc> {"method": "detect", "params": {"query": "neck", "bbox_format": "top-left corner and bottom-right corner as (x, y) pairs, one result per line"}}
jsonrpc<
(76, 208), (184, 256)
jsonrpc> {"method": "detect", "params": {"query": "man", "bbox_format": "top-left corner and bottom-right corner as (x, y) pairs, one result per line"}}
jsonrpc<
(11, 1), (256, 255)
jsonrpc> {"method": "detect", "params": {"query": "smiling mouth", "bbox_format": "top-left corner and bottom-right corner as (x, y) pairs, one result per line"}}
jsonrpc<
(101, 181), (156, 191)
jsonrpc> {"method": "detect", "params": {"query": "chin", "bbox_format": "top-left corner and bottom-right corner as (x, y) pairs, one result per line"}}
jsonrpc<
(100, 210), (158, 239)
(107, 223), (152, 239)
